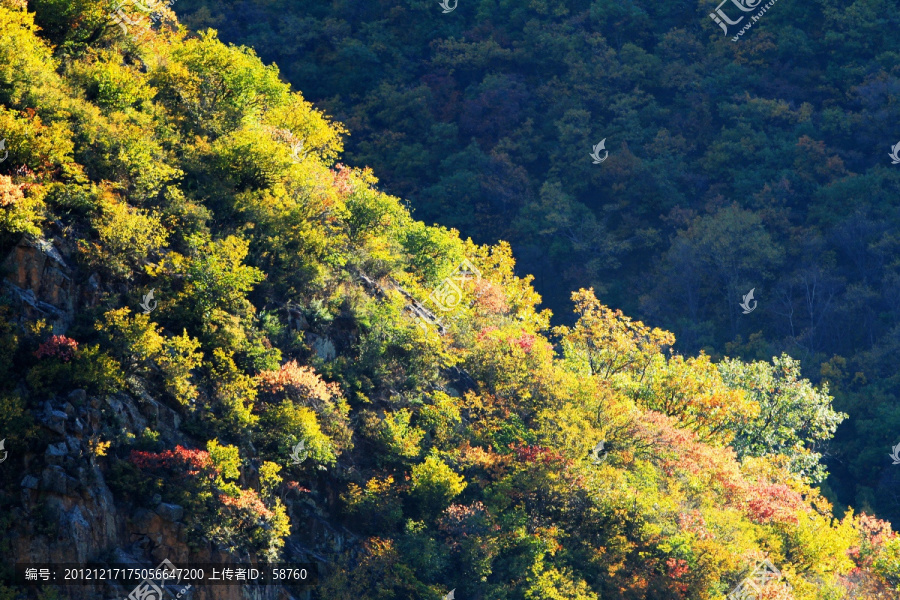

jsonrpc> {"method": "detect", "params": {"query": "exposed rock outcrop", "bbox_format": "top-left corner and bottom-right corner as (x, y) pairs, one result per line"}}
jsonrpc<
(2, 235), (75, 332)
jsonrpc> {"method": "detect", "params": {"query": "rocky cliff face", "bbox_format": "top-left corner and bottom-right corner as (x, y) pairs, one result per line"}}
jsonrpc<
(8, 388), (322, 600)
(2, 238), (345, 600)
(2, 236), (76, 333)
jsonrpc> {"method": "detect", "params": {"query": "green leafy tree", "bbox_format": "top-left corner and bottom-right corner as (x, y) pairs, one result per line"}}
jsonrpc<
(719, 353), (847, 482)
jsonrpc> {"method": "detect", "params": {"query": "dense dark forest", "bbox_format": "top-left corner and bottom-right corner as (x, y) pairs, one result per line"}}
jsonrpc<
(1, 0), (900, 598)
(174, 0), (900, 524)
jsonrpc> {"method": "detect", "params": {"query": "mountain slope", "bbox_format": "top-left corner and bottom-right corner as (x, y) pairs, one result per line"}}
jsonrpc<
(0, 2), (898, 599)
(171, 0), (900, 521)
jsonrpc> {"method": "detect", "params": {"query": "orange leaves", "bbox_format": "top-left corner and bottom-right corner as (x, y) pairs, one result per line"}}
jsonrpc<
(637, 352), (758, 445)
(472, 279), (509, 315)
(219, 488), (274, 519)
(257, 360), (341, 404)
(634, 412), (807, 526)
(456, 441), (510, 481)
(0, 174), (25, 208)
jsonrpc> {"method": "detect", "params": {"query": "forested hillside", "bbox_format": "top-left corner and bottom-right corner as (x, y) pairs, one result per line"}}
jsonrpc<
(0, 0), (899, 599)
(173, 0), (900, 526)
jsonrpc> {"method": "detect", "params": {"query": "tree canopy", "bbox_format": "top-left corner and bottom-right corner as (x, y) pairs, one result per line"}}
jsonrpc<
(0, 1), (898, 599)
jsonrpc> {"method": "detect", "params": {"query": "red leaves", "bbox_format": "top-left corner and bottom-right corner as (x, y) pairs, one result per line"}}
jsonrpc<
(34, 335), (78, 362)
(129, 445), (216, 478)
(511, 443), (568, 467)
(512, 333), (535, 353)
(476, 326), (499, 342)
(744, 482), (804, 525)
(131, 446), (275, 520)
(856, 513), (896, 548)
(476, 326), (537, 354)
(677, 510), (713, 540)
(284, 481), (311, 495)
(850, 513), (898, 571)
(665, 558), (690, 593)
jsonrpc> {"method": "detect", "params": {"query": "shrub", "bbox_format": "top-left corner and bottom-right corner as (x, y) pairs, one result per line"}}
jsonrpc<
(257, 400), (338, 466)
(0, 305), (19, 391)
(0, 392), (37, 449)
(206, 348), (258, 438)
(129, 442), (290, 559)
(33, 334), (77, 361)
(79, 192), (169, 278)
(97, 308), (203, 405)
(258, 361), (352, 452)
(375, 409), (425, 461)
(206, 439), (240, 481)
(27, 336), (123, 397)
(67, 48), (154, 111)
(106, 460), (164, 506)
(258, 461), (282, 500)
(341, 476), (404, 534)
(129, 445), (216, 478)
(409, 455), (467, 516)
(258, 360), (340, 405)
(0, 174), (45, 239)
(0, 107), (75, 178)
